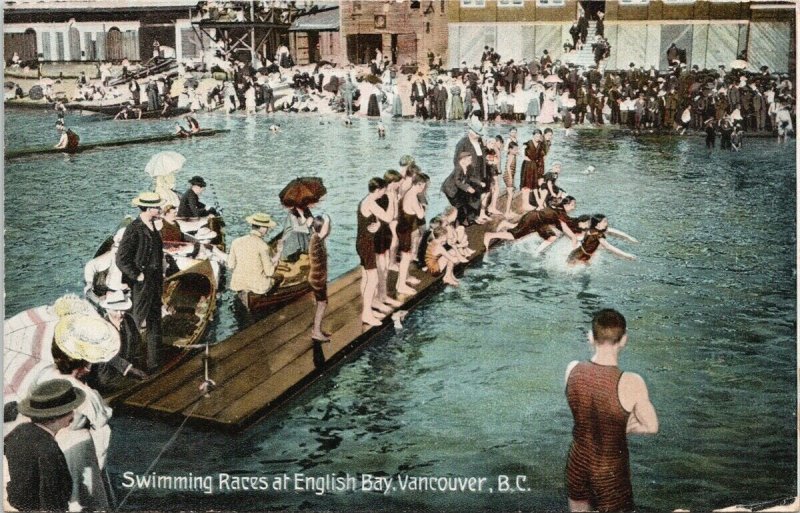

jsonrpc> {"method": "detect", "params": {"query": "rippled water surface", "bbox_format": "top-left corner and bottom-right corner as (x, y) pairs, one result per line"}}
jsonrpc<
(4, 108), (797, 511)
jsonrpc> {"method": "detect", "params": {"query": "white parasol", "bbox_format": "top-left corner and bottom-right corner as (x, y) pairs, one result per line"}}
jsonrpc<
(145, 151), (186, 178)
(3, 306), (59, 401)
(729, 59), (748, 70)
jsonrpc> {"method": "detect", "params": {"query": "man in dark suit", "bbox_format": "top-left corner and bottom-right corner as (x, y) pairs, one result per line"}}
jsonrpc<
(5, 379), (85, 511)
(117, 192), (166, 372)
(178, 175), (217, 218)
(412, 73), (428, 119)
(448, 117), (487, 224)
(577, 12), (589, 44)
(435, 80), (448, 121)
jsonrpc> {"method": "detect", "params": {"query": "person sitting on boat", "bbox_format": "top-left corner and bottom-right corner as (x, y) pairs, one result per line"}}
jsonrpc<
(567, 215), (637, 265)
(185, 116), (200, 133)
(115, 102), (142, 120)
(84, 227), (128, 300)
(164, 226), (226, 282)
(308, 215), (331, 343)
(88, 290), (148, 394)
(33, 314), (119, 511)
(228, 213), (284, 301)
(178, 176), (218, 219)
(425, 227), (461, 287)
(174, 122), (191, 138)
(54, 123), (80, 153)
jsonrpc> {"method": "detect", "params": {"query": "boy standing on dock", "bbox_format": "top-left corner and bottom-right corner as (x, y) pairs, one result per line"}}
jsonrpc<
(565, 309), (658, 513)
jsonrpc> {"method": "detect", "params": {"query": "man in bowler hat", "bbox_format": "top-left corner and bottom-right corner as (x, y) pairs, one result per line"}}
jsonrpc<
(5, 379), (86, 511)
(178, 175), (218, 218)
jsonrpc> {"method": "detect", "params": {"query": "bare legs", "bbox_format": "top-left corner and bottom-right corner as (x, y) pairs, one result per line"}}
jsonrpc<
(311, 300), (328, 341)
(360, 268), (383, 326)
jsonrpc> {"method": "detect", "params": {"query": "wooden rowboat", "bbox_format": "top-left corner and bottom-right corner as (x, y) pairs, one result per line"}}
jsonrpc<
(240, 238), (312, 315)
(5, 128), (230, 160)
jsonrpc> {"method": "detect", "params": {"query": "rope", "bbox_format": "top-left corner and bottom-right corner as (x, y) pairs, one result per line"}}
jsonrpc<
(113, 401), (201, 512)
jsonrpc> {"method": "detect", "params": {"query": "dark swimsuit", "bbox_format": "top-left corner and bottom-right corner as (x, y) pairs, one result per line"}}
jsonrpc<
(356, 202), (377, 270)
(509, 206), (561, 240)
(568, 228), (606, 263)
(396, 198), (421, 253)
(374, 195), (392, 254)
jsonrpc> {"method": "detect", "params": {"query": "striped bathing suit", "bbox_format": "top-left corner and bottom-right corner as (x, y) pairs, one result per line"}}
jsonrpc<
(566, 361), (634, 513)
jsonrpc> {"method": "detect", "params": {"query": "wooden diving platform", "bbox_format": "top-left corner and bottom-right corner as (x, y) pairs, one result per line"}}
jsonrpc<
(117, 217), (497, 432)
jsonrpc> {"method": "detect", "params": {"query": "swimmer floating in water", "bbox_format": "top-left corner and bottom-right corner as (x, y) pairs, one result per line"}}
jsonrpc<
(377, 121), (386, 139)
(269, 124), (281, 133)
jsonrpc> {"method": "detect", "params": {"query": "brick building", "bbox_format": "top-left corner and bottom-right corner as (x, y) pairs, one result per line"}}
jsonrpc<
(339, 0), (449, 68)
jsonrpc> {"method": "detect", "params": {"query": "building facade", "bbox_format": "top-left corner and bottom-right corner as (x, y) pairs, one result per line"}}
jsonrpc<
(339, 0), (449, 68)
(2, 0), (217, 64)
(447, 0), (795, 73)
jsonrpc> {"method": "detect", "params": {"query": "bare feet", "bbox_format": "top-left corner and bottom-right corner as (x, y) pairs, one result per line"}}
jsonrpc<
(396, 284), (417, 295)
(443, 277), (460, 287)
(483, 233), (492, 252)
(487, 207), (503, 216)
(311, 332), (331, 342)
(382, 297), (403, 307)
(372, 302), (393, 314)
(362, 315), (383, 326)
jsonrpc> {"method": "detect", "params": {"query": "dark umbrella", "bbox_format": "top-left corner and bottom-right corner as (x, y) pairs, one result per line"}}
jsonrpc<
(279, 177), (327, 209)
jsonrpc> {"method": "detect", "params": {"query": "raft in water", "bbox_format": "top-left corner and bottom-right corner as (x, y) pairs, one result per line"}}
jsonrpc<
(4, 128), (230, 160)
(116, 196), (534, 431)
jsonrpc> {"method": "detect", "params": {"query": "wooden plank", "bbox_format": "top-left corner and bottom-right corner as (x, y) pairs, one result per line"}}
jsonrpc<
(151, 282), (362, 415)
(122, 269), (360, 409)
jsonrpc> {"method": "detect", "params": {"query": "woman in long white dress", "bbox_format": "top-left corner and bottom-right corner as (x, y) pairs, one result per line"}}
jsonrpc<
(538, 86), (558, 124)
(512, 83), (528, 122)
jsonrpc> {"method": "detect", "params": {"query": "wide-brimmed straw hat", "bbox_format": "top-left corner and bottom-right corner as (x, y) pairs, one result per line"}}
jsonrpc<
(55, 314), (120, 364)
(131, 192), (166, 208)
(100, 289), (132, 311)
(246, 212), (277, 228)
(193, 226), (217, 242)
(18, 379), (86, 420)
(466, 116), (485, 136)
(52, 294), (94, 318)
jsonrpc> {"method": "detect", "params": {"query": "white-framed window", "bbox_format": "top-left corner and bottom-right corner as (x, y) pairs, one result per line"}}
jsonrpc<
(461, 0), (486, 7)
(499, 0), (525, 7)
(536, 0), (565, 6)
(619, 0), (649, 5)
(663, 0), (695, 4)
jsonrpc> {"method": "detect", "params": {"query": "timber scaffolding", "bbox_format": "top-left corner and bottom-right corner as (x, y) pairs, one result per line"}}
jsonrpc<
(117, 217), (497, 432)
(192, 1), (311, 63)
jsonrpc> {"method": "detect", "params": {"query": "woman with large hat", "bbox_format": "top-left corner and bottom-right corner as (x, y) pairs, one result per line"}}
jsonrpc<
(33, 314), (119, 511)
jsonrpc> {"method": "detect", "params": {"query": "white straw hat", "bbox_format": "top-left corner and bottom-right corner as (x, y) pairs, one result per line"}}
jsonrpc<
(54, 314), (120, 363)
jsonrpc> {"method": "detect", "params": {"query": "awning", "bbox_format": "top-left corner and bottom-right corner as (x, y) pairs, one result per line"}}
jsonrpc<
(289, 7), (339, 32)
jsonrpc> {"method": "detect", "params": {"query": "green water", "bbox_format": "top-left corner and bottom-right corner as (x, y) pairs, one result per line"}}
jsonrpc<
(4, 108), (796, 511)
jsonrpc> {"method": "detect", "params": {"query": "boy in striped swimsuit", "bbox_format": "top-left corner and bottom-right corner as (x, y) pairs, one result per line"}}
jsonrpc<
(565, 309), (659, 512)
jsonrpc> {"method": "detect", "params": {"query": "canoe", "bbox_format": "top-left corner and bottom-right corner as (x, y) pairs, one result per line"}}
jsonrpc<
(241, 238), (312, 314)
(4, 128), (230, 160)
(70, 102), (190, 119)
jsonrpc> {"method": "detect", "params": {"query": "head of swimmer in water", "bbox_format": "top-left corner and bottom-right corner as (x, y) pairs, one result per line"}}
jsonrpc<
(590, 214), (608, 231)
(576, 215), (591, 232)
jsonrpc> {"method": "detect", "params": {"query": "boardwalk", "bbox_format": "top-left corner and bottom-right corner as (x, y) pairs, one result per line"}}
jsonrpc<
(119, 211), (499, 431)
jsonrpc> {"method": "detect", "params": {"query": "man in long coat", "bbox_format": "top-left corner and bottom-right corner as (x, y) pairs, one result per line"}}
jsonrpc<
(117, 192), (165, 372)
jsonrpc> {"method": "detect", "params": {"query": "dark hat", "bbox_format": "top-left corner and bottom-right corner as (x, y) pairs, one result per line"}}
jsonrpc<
(18, 379), (85, 420)
(189, 175), (207, 187)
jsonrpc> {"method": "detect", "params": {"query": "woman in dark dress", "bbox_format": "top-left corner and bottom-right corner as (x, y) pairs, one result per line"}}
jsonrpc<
(520, 129), (544, 212)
